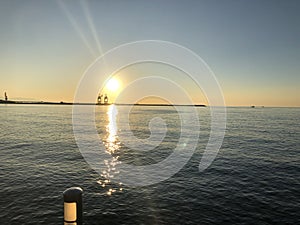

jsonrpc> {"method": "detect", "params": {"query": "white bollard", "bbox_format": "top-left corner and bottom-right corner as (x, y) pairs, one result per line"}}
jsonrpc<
(63, 187), (83, 225)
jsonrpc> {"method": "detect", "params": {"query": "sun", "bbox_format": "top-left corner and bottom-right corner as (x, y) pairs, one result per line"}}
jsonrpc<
(106, 78), (120, 92)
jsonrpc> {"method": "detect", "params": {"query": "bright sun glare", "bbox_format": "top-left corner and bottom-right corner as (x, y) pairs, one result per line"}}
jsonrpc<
(106, 78), (120, 92)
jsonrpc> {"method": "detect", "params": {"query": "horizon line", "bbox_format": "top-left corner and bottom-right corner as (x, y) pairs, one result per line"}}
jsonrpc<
(1, 99), (299, 108)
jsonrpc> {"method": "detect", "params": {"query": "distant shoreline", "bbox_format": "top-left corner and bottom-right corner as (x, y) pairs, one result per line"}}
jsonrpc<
(1, 100), (299, 108)
(0, 100), (206, 107)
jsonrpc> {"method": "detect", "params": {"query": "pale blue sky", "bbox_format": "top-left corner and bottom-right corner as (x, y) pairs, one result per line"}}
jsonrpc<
(0, 0), (299, 106)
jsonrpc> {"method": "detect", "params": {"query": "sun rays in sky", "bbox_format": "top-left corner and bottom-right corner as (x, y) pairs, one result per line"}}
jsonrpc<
(57, 0), (104, 57)
(57, 1), (206, 105)
(58, 1), (124, 102)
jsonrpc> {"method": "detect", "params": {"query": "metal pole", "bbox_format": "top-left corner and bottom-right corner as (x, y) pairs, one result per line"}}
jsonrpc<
(63, 187), (83, 225)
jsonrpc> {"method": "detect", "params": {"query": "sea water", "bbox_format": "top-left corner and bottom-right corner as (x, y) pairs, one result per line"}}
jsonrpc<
(0, 105), (299, 224)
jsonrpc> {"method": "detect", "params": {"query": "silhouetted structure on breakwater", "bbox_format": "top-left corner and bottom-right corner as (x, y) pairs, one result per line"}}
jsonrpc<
(0, 92), (16, 103)
(97, 94), (110, 105)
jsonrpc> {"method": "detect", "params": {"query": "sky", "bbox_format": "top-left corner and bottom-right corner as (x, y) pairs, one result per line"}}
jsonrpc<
(0, 0), (299, 106)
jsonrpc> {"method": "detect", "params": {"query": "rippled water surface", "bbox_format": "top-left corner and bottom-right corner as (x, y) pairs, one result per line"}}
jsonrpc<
(0, 105), (299, 224)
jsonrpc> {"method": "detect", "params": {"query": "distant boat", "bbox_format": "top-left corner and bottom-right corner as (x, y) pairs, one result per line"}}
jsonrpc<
(251, 106), (255, 108)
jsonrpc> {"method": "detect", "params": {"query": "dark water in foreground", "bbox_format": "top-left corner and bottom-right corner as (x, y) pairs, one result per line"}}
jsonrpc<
(0, 105), (299, 224)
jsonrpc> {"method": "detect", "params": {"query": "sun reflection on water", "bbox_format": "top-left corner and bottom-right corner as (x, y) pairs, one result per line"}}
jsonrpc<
(97, 105), (123, 195)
